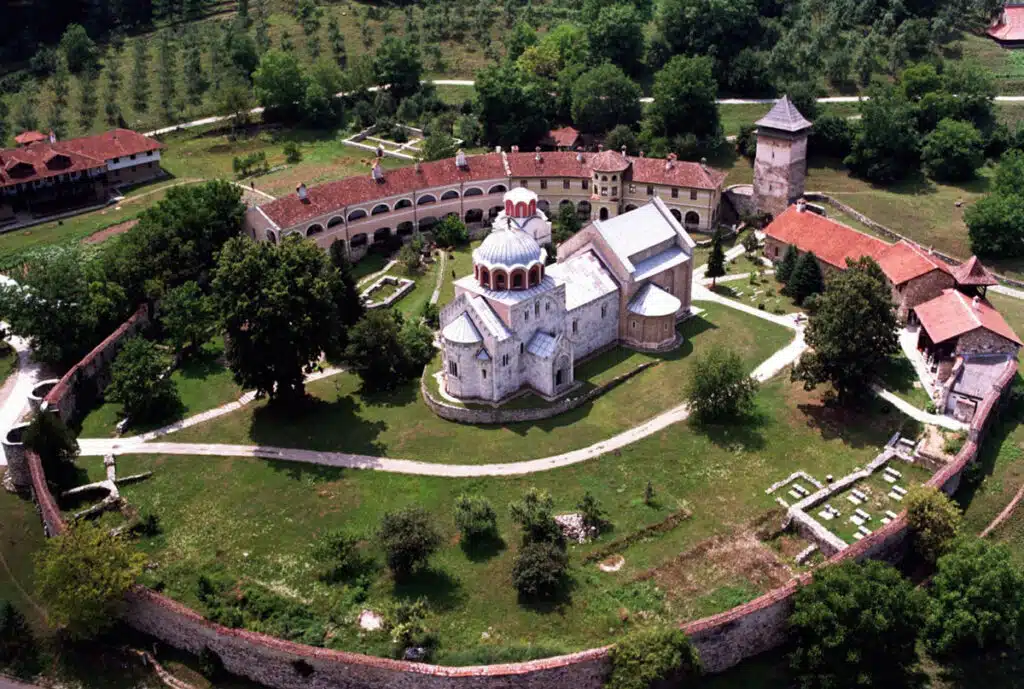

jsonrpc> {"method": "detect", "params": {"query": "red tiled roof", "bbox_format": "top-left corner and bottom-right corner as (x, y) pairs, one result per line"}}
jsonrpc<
(764, 206), (891, 271)
(548, 126), (580, 147)
(505, 151), (591, 179)
(589, 149), (631, 172)
(989, 6), (1024, 42)
(14, 131), (48, 146)
(630, 157), (727, 191)
(952, 255), (998, 286)
(260, 153), (508, 228)
(0, 129), (163, 190)
(914, 289), (1022, 347)
(874, 241), (952, 286)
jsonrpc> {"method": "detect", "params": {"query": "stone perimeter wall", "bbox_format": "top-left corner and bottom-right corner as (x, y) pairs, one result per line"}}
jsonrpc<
(421, 361), (657, 425)
(18, 307), (1018, 687)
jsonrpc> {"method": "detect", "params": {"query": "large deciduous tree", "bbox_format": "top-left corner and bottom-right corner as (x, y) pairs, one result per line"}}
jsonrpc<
(922, 118), (985, 182)
(377, 507), (442, 581)
(904, 485), (962, 563)
(792, 257), (898, 402)
(686, 347), (759, 423)
(645, 55), (720, 141)
(790, 560), (928, 689)
(374, 38), (423, 102)
(584, 4), (646, 76)
(343, 310), (434, 391)
(161, 281), (216, 357)
(107, 337), (180, 423)
(657, 0), (758, 75)
(34, 522), (146, 639)
(252, 50), (306, 117)
(845, 83), (921, 184)
(213, 236), (345, 404)
(570, 64), (642, 136)
(474, 64), (551, 149)
(966, 151), (1024, 257)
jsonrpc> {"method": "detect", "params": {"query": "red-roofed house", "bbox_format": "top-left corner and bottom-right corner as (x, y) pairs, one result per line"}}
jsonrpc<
(0, 128), (164, 224)
(247, 148), (726, 261)
(14, 131), (49, 147)
(988, 4), (1024, 47)
(763, 203), (998, 319)
(544, 126), (582, 151)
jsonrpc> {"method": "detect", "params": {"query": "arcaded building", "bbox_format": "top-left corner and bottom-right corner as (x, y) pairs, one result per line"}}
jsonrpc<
(438, 189), (695, 403)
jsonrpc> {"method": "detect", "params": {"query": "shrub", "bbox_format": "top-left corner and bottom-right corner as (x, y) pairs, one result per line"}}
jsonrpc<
(454, 494), (498, 543)
(606, 626), (701, 689)
(0, 601), (37, 677)
(283, 141), (303, 164)
(431, 215), (468, 248)
(107, 337), (180, 423)
(922, 118), (985, 182)
(511, 541), (568, 600)
(924, 538), (1024, 657)
(389, 598), (438, 660)
(577, 491), (607, 534)
(943, 431), (966, 455)
(809, 115), (854, 158)
(421, 301), (439, 328)
(23, 410), (79, 492)
(905, 485), (962, 563)
(509, 488), (564, 547)
(377, 508), (442, 580)
(685, 347), (759, 423)
(311, 529), (365, 581)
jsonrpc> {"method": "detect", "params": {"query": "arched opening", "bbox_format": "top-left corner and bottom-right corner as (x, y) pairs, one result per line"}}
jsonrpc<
(418, 216), (439, 231)
(465, 208), (483, 223)
(488, 206), (503, 220)
(511, 269), (526, 289)
(372, 203), (390, 216)
(307, 224), (324, 236)
(493, 269), (507, 290)
(350, 233), (368, 248)
(394, 198), (413, 210)
(464, 187), (484, 198)
(505, 199), (514, 215)
(670, 209), (682, 222)
(515, 201), (528, 216)
(417, 194), (437, 206)
(577, 200), (591, 219)
(347, 209), (367, 222)
(559, 199), (574, 209)
(441, 190), (459, 201)
(488, 184), (507, 195)
(554, 354), (570, 388)
(599, 207), (609, 221)
(331, 238), (346, 254)
(327, 216), (344, 229)
(479, 266), (491, 289)
(624, 204), (637, 212)
(537, 200), (550, 213)
(601, 175), (608, 182)
(373, 228), (392, 243)
(268, 231), (279, 244)
(529, 264), (542, 287)
(684, 211), (700, 229)
(397, 221), (415, 237)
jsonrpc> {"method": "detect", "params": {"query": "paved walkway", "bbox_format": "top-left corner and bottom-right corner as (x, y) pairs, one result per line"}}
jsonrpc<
(990, 283), (1024, 300)
(430, 251), (447, 305)
(0, 335), (46, 467)
(692, 283), (805, 331)
(872, 386), (967, 431)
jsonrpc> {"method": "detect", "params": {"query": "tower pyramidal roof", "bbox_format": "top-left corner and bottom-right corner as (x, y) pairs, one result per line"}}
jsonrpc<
(756, 95), (813, 133)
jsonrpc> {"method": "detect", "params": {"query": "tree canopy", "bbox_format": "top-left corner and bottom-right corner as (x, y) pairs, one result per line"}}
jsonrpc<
(570, 64), (642, 136)
(344, 309), (434, 391)
(645, 55), (720, 142)
(107, 337), (180, 423)
(585, 4), (646, 76)
(686, 347), (759, 423)
(474, 64), (551, 149)
(374, 37), (423, 102)
(922, 118), (985, 182)
(966, 151), (1024, 258)
(606, 626), (701, 689)
(792, 257), (898, 401)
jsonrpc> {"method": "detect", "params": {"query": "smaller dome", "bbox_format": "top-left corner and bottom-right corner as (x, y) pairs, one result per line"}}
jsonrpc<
(503, 187), (539, 219)
(590, 149), (631, 172)
(474, 228), (545, 270)
(442, 313), (482, 344)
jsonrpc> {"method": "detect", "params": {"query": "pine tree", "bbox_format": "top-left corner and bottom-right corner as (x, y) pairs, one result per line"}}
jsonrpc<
(788, 251), (826, 306)
(776, 244), (799, 285)
(131, 40), (150, 114)
(705, 228), (727, 287)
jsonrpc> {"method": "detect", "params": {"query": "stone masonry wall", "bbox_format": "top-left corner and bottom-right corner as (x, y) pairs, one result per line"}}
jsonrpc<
(19, 307), (1018, 687)
(895, 270), (956, 321)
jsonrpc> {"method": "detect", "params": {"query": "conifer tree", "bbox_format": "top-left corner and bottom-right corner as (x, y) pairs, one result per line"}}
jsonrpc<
(775, 244), (798, 285)
(705, 228), (727, 287)
(788, 251), (825, 305)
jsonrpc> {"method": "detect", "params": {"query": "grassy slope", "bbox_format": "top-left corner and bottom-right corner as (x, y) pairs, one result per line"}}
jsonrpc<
(168, 303), (791, 463)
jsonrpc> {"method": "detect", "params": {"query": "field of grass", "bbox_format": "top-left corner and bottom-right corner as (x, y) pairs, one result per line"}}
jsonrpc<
(878, 353), (933, 410)
(79, 368), (916, 663)
(78, 338), (242, 437)
(168, 303), (792, 463)
(955, 32), (1024, 95)
(718, 102), (861, 137)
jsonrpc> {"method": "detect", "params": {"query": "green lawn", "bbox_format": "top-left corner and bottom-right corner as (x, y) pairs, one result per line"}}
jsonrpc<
(877, 353), (933, 411)
(0, 343), (18, 389)
(437, 241), (479, 306)
(78, 338), (242, 438)
(711, 279), (803, 316)
(168, 303), (791, 463)
(81, 368), (914, 664)
(718, 102), (861, 137)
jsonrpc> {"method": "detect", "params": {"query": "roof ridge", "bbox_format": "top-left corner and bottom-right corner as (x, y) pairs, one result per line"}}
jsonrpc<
(954, 289), (983, 329)
(500, 150), (511, 177)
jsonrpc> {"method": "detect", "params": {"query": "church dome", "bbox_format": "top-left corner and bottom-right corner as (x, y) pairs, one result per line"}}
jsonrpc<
(474, 228), (544, 270)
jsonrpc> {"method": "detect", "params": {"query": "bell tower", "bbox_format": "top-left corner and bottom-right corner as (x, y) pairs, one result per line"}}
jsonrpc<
(752, 95), (813, 218)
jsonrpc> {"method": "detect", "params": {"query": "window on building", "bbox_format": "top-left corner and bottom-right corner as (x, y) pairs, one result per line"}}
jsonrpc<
(601, 187), (607, 196)
(671, 188), (679, 199)
(449, 360), (458, 376)
(690, 189), (698, 200)
(773, 246), (779, 257)
(664, 322), (669, 331)
(540, 179), (547, 190)
(563, 180), (570, 190)
(581, 180), (588, 190)
(129, 154), (136, 160)
(631, 320), (637, 329)
(520, 343), (524, 354)
(612, 175), (617, 181)
(611, 186), (617, 196)
(112, 157), (120, 163)
(524, 311), (529, 322)
(647, 185), (654, 196)
(572, 320), (578, 334)
(520, 180), (528, 188)
(601, 304), (607, 319)
(534, 302), (540, 317)
(482, 368), (487, 379)
(147, 162), (154, 168)
(545, 302), (550, 312)
(502, 354), (510, 366)
(601, 175), (607, 181)
(629, 184), (636, 193)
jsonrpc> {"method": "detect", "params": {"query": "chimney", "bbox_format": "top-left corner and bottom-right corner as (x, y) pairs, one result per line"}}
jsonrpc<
(414, 160), (422, 174)
(576, 146), (584, 164)
(535, 146), (542, 163)
(700, 157), (707, 170)
(372, 161), (384, 182)
(621, 145), (628, 158)
(495, 145), (502, 154)
(796, 199), (806, 213)
(665, 153), (675, 170)
(511, 145), (519, 153)
(972, 295), (981, 311)
(297, 183), (308, 202)
(639, 151), (644, 158)
(455, 149), (468, 169)
(598, 144), (604, 152)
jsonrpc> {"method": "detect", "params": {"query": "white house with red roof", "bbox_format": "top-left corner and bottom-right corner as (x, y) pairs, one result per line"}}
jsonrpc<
(245, 148), (725, 262)
(0, 128), (164, 224)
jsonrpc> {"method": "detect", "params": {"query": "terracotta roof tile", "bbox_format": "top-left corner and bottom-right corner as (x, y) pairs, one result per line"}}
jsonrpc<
(874, 241), (952, 285)
(629, 157), (727, 190)
(589, 149), (631, 172)
(989, 5), (1024, 41)
(914, 289), (1022, 347)
(260, 153), (508, 228)
(764, 206), (891, 270)
(14, 131), (48, 146)
(505, 151), (591, 178)
(60, 128), (163, 161)
(952, 255), (998, 286)
(547, 126), (581, 147)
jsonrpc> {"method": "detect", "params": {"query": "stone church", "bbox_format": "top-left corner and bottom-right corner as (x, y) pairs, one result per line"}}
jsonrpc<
(438, 188), (695, 404)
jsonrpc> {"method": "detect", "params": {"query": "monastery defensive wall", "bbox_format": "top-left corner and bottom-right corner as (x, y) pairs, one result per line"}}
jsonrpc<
(8, 304), (1018, 688)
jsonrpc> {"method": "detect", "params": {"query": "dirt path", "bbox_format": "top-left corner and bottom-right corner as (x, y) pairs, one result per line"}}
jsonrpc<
(85, 219), (139, 244)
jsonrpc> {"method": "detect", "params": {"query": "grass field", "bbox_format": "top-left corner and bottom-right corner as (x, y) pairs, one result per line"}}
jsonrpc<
(718, 102), (861, 137)
(78, 338), (242, 437)
(82, 369), (915, 663)
(168, 302), (792, 463)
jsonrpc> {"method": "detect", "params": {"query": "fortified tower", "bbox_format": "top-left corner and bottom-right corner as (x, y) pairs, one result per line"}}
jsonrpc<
(752, 95), (813, 217)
